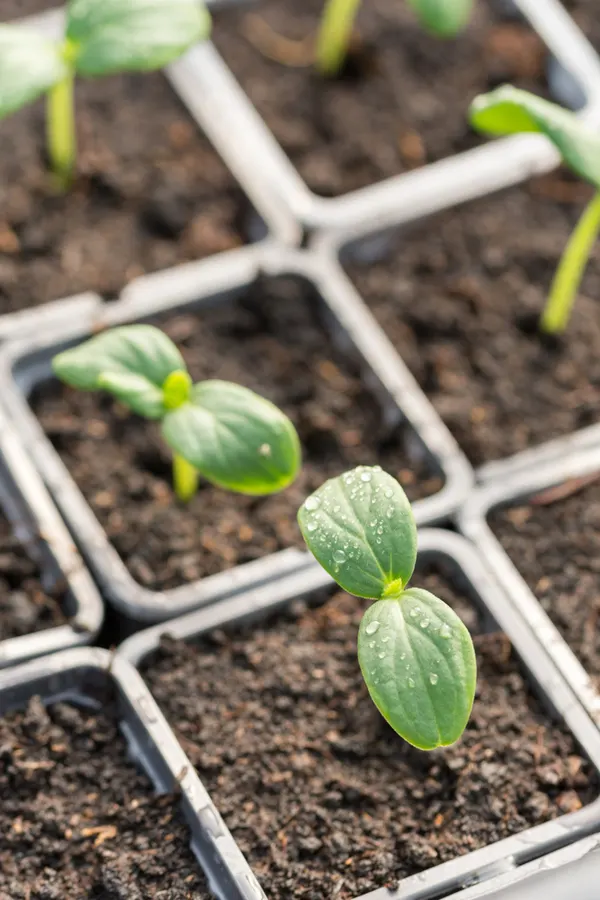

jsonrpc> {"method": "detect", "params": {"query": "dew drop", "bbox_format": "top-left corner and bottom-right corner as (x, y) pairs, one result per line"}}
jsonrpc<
(360, 471), (372, 483)
(430, 673), (439, 685)
(333, 549), (347, 564)
(306, 520), (318, 533)
(378, 652), (385, 659)
(420, 618), (430, 630)
(386, 508), (394, 519)
(408, 677), (416, 688)
(304, 496), (321, 512)
(400, 653), (406, 660)
(365, 620), (380, 635)
(258, 443), (271, 457)
(381, 636), (390, 643)
(384, 488), (393, 499)
(440, 624), (452, 639)
(369, 641), (375, 649)
(409, 609), (419, 619)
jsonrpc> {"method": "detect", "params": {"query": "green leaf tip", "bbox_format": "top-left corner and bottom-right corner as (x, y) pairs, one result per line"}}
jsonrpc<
(298, 466), (417, 600)
(0, 25), (68, 120)
(470, 85), (600, 189)
(407, 0), (474, 37)
(358, 589), (476, 750)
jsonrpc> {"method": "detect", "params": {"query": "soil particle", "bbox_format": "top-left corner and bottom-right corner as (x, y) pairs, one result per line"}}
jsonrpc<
(145, 568), (597, 900)
(0, 694), (210, 899)
(32, 276), (442, 592)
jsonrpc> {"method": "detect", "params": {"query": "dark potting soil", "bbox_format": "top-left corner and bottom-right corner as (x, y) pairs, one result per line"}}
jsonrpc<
(0, 6), (245, 315)
(0, 695), (210, 899)
(491, 478), (600, 688)
(211, 0), (549, 196)
(0, 514), (67, 641)
(145, 567), (597, 900)
(346, 179), (600, 466)
(32, 276), (442, 593)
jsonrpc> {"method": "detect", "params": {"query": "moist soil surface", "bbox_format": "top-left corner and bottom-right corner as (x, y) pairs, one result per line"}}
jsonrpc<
(346, 178), (600, 466)
(33, 276), (442, 593)
(0, 694), (209, 899)
(0, 514), (67, 641)
(0, 2), (245, 315)
(212, 0), (549, 196)
(491, 477), (600, 688)
(145, 567), (597, 900)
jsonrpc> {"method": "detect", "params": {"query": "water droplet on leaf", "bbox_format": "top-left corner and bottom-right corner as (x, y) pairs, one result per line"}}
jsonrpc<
(333, 549), (347, 564)
(430, 673), (439, 685)
(304, 496), (321, 512)
(365, 620), (380, 635)
(360, 471), (372, 483)
(440, 624), (451, 639)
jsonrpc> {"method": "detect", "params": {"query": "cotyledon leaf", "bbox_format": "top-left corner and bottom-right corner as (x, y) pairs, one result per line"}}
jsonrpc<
(66, 0), (211, 76)
(470, 86), (600, 189)
(298, 466), (417, 600)
(407, 0), (473, 37)
(0, 25), (67, 120)
(52, 325), (187, 419)
(358, 588), (477, 750)
(161, 380), (301, 495)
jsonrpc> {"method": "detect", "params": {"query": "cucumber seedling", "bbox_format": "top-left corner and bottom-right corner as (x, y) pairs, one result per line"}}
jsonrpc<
(0, 0), (210, 188)
(298, 465), (476, 750)
(53, 324), (301, 503)
(470, 85), (600, 334)
(317, 0), (474, 77)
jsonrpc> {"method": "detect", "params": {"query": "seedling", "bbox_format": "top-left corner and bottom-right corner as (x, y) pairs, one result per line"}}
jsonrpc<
(52, 325), (301, 503)
(470, 86), (600, 334)
(317, 0), (474, 77)
(298, 466), (476, 750)
(0, 0), (210, 188)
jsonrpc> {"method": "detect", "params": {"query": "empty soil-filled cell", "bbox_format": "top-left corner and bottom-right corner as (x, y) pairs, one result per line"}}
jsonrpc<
(0, 514), (67, 641)
(346, 181), (600, 466)
(491, 477), (600, 687)
(31, 276), (442, 592)
(0, 694), (210, 899)
(212, 0), (550, 196)
(0, 4), (245, 314)
(144, 566), (598, 900)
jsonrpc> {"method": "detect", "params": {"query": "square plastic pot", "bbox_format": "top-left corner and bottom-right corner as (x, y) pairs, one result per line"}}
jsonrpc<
(0, 405), (102, 668)
(459, 443), (600, 731)
(0, 242), (472, 625)
(119, 527), (600, 900)
(175, 0), (600, 237)
(0, 646), (260, 900)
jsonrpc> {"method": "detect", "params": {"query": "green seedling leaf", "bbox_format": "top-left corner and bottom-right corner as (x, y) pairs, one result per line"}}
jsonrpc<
(0, 25), (67, 119)
(470, 86), (600, 189)
(66, 0), (211, 76)
(52, 324), (186, 419)
(162, 380), (301, 495)
(407, 0), (473, 37)
(298, 466), (417, 599)
(358, 588), (477, 750)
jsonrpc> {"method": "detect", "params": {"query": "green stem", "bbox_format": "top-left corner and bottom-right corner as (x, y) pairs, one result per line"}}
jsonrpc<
(316, 0), (362, 77)
(173, 453), (199, 503)
(541, 189), (600, 334)
(46, 72), (76, 189)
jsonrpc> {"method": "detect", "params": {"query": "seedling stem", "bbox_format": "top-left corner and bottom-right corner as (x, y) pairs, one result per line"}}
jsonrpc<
(316, 0), (361, 76)
(541, 190), (600, 334)
(173, 452), (200, 503)
(47, 72), (76, 189)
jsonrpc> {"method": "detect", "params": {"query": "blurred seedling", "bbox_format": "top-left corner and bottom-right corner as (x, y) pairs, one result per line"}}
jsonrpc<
(53, 324), (301, 503)
(298, 465), (476, 750)
(471, 85), (600, 334)
(0, 0), (210, 188)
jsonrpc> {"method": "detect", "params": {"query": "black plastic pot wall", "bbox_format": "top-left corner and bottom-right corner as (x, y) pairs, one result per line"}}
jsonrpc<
(119, 529), (600, 900)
